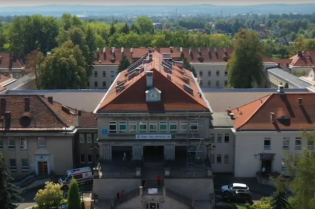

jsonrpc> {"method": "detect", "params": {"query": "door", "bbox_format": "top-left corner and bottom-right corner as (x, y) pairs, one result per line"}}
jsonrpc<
(133, 144), (143, 160)
(38, 161), (48, 175)
(164, 144), (175, 160)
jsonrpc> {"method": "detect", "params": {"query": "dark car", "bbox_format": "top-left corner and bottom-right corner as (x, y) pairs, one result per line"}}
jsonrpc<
(223, 190), (253, 204)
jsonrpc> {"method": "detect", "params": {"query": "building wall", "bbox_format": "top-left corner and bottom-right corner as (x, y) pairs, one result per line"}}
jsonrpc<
(290, 67), (312, 75)
(89, 65), (117, 89)
(267, 73), (297, 88)
(233, 131), (306, 177)
(0, 134), (73, 177)
(208, 128), (235, 173)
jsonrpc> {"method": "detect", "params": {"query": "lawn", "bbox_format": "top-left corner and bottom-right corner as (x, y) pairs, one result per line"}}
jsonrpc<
(237, 205), (247, 209)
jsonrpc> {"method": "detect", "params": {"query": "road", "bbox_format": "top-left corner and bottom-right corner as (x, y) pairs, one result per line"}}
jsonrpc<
(17, 184), (93, 209)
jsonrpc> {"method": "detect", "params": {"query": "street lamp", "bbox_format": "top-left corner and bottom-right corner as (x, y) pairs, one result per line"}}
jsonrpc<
(90, 144), (100, 170)
(206, 143), (216, 167)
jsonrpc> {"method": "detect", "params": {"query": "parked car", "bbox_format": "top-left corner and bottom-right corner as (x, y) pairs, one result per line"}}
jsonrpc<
(223, 190), (253, 204)
(221, 183), (249, 196)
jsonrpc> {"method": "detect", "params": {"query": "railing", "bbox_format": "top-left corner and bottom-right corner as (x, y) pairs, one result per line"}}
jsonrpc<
(112, 188), (140, 208)
(166, 188), (194, 209)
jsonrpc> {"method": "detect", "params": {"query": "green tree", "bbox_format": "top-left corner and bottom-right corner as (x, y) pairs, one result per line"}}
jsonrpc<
(135, 17), (154, 34)
(0, 153), (22, 209)
(227, 29), (265, 88)
(284, 131), (315, 209)
(183, 57), (197, 77)
(110, 23), (116, 36)
(67, 179), (81, 209)
(34, 182), (63, 209)
(38, 41), (88, 89)
(270, 176), (291, 209)
(121, 23), (130, 34)
(26, 50), (45, 89)
(284, 83), (289, 88)
(117, 55), (131, 73)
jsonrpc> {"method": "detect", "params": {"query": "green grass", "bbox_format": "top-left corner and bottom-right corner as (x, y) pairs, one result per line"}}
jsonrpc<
(237, 205), (247, 209)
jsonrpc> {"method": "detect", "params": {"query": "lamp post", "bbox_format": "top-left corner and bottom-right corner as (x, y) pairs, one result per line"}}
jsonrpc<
(206, 143), (216, 167)
(90, 144), (100, 170)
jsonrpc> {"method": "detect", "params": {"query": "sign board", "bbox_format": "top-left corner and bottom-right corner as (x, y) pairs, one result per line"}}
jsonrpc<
(61, 205), (67, 209)
(102, 129), (108, 134)
(148, 188), (158, 194)
(136, 134), (172, 140)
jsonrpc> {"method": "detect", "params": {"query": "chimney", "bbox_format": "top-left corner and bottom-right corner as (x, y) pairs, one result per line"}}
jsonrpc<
(298, 51), (302, 57)
(0, 56), (2, 64)
(277, 85), (284, 94)
(189, 47), (192, 55)
(4, 111), (11, 129)
(9, 58), (12, 69)
(121, 47), (124, 55)
(180, 47), (183, 53)
(298, 98), (303, 106)
(146, 71), (153, 87)
(112, 47), (115, 57)
(24, 97), (30, 112)
(0, 98), (6, 115)
(48, 96), (53, 104)
(270, 112), (275, 123)
(78, 110), (81, 116)
(170, 47), (173, 53)
(226, 108), (231, 115)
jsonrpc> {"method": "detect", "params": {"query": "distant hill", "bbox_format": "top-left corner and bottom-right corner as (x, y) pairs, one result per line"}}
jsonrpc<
(0, 4), (314, 16)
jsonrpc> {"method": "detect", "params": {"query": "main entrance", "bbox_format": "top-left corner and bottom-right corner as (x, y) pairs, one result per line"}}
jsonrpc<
(143, 146), (164, 162)
(38, 161), (48, 175)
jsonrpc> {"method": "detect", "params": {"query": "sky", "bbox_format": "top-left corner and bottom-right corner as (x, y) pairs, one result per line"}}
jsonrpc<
(0, 0), (314, 7)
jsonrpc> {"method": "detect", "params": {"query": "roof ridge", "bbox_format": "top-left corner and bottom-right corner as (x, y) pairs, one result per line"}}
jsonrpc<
(234, 94), (273, 130)
(37, 95), (69, 127)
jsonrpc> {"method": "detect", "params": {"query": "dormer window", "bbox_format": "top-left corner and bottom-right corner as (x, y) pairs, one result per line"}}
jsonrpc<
(278, 115), (290, 120)
(145, 88), (161, 102)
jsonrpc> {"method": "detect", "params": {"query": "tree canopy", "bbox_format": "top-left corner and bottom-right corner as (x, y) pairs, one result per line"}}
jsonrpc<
(67, 179), (81, 209)
(34, 182), (63, 209)
(227, 29), (265, 88)
(117, 55), (131, 74)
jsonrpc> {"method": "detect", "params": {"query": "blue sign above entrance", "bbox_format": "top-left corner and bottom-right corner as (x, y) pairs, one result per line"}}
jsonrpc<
(102, 129), (108, 134)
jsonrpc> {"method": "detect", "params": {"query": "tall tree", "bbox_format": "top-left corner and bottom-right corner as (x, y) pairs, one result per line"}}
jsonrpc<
(0, 153), (22, 209)
(270, 176), (291, 209)
(34, 182), (63, 209)
(117, 55), (131, 73)
(135, 17), (154, 34)
(227, 29), (265, 88)
(38, 41), (88, 89)
(110, 23), (116, 36)
(26, 50), (45, 89)
(67, 179), (81, 209)
(121, 23), (130, 34)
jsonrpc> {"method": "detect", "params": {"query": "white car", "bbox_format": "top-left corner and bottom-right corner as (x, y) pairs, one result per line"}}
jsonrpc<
(221, 183), (249, 195)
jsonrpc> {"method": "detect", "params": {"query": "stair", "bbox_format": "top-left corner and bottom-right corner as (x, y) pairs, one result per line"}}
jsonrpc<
(112, 188), (140, 208)
(166, 187), (194, 209)
(143, 162), (164, 180)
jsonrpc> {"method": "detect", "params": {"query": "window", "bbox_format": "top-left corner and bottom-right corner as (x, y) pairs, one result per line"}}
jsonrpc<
(208, 70), (211, 77)
(79, 134), (85, 143)
(216, 70), (220, 76)
(224, 70), (228, 76)
(94, 71), (97, 77)
(0, 138), (3, 148)
(102, 81), (106, 88)
(169, 122), (177, 133)
(20, 137), (27, 149)
(159, 122), (167, 132)
(224, 154), (229, 164)
(80, 154), (85, 163)
(189, 121), (198, 132)
(111, 71), (115, 78)
(224, 80), (228, 87)
(129, 122), (137, 133)
(217, 134), (222, 143)
(224, 134), (229, 143)
(109, 122), (117, 133)
(21, 159), (29, 171)
(210, 154), (215, 164)
(179, 122), (187, 132)
(216, 80), (219, 87)
(139, 122), (147, 133)
(308, 140), (314, 150)
(199, 71), (203, 77)
(282, 137), (290, 150)
(149, 122), (157, 133)
(208, 80), (211, 87)
(199, 80), (203, 87)
(216, 154), (222, 164)
(88, 154), (92, 163)
(8, 137), (15, 149)
(208, 134), (215, 143)
(119, 122), (127, 133)
(103, 71), (106, 77)
(9, 159), (16, 171)
(295, 138), (302, 150)
(38, 137), (46, 148)
(281, 159), (287, 171)
(94, 81), (98, 87)
(264, 138), (271, 150)
(87, 134), (92, 143)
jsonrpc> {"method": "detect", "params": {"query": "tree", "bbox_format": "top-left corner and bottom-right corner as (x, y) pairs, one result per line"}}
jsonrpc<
(121, 23), (130, 34)
(0, 153), (22, 209)
(38, 41), (88, 89)
(67, 179), (81, 209)
(182, 57), (197, 77)
(135, 17), (154, 34)
(284, 83), (289, 88)
(284, 131), (315, 209)
(117, 55), (131, 73)
(110, 23), (116, 36)
(227, 29), (265, 88)
(270, 176), (291, 209)
(26, 50), (45, 89)
(34, 182), (63, 209)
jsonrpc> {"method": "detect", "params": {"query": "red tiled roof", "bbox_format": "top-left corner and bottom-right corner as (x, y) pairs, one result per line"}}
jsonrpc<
(231, 93), (315, 131)
(97, 51), (210, 113)
(78, 112), (97, 127)
(0, 74), (11, 84)
(0, 95), (78, 130)
(0, 52), (24, 69)
(289, 50), (315, 67)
